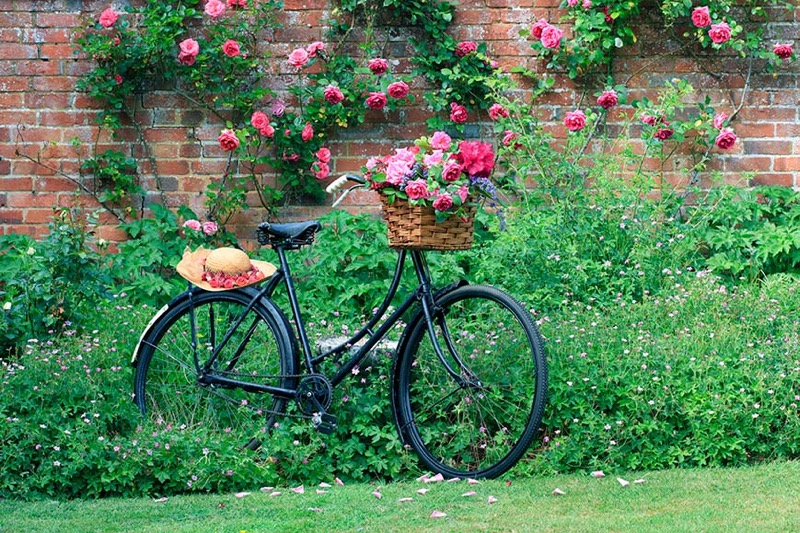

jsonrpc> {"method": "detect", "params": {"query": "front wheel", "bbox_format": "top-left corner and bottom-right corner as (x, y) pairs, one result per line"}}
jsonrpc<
(392, 285), (547, 479)
(133, 289), (297, 447)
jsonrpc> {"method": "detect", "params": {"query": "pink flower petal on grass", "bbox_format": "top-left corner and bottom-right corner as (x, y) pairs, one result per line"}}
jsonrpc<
(417, 488), (429, 495)
(153, 497), (168, 503)
(467, 478), (480, 485)
(487, 495), (497, 504)
(430, 510), (447, 518)
(591, 471), (605, 478)
(260, 486), (275, 492)
(269, 491), (281, 497)
(319, 482), (332, 488)
(617, 478), (630, 487)
(308, 507), (323, 513)
(291, 485), (305, 494)
(335, 477), (344, 486)
(447, 477), (461, 482)
(416, 474), (430, 483)
(426, 473), (445, 483)
(634, 479), (646, 484)
(398, 497), (414, 502)
(234, 492), (251, 498)
(316, 489), (328, 494)
(372, 491), (383, 499)
(462, 491), (477, 497)
(552, 488), (566, 495)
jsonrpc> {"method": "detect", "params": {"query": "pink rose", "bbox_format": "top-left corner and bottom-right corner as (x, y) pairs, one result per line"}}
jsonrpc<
(405, 179), (430, 200)
(597, 90), (618, 109)
(641, 114), (657, 126)
(307, 41), (326, 57)
(541, 25), (564, 49)
(488, 103), (509, 120)
(441, 161), (463, 182)
(430, 131), (452, 151)
(715, 127), (737, 150)
(218, 129), (239, 151)
(178, 38), (199, 66)
(502, 130), (518, 147)
(99, 8), (119, 28)
(387, 81), (409, 99)
(227, 0), (247, 7)
(713, 112), (728, 129)
(316, 147), (331, 163)
(691, 6), (711, 28)
(563, 110), (587, 131)
(455, 41), (477, 57)
(423, 150), (443, 167)
(287, 48), (310, 68)
(458, 141), (495, 178)
(366, 92), (387, 110)
(531, 18), (549, 40)
(456, 184), (469, 203)
(449, 102), (468, 124)
(271, 99), (285, 117)
(205, 0), (227, 19)
(312, 161), (330, 180)
(567, 0), (578, 6)
(654, 126), (674, 141)
(222, 39), (241, 57)
(708, 22), (731, 45)
(259, 124), (275, 137)
(251, 111), (269, 130)
(433, 193), (454, 212)
(368, 58), (388, 74)
(774, 43), (793, 60)
(283, 152), (300, 163)
(385, 159), (411, 185)
(183, 219), (201, 231)
(301, 122), (314, 142)
(324, 85), (344, 104)
(583, 0), (592, 8)
(202, 221), (218, 235)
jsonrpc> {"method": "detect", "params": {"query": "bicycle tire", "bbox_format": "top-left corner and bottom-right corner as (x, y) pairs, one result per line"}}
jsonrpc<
(133, 289), (297, 447)
(392, 284), (547, 478)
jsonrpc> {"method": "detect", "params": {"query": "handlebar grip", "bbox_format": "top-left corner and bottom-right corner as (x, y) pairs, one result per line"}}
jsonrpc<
(326, 173), (367, 194)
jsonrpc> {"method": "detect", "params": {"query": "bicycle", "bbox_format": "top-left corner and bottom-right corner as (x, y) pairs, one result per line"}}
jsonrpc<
(131, 175), (547, 479)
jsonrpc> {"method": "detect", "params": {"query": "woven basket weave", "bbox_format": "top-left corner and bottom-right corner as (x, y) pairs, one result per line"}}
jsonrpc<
(381, 197), (475, 250)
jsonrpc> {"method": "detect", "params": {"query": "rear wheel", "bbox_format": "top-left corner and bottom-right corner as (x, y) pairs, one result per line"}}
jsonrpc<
(393, 285), (547, 478)
(133, 290), (296, 446)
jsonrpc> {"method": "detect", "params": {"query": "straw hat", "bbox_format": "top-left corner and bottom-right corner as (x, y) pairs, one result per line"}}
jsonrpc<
(176, 247), (277, 292)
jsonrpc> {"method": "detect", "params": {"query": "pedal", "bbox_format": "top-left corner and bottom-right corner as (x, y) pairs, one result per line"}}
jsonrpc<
(312, 412), (338, 435)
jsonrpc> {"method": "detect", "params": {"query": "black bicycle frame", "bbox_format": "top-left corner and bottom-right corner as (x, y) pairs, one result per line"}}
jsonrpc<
(193, 246), (468, 399)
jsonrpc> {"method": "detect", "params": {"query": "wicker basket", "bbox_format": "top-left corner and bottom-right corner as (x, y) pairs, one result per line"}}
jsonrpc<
(381, 196), (475, 250)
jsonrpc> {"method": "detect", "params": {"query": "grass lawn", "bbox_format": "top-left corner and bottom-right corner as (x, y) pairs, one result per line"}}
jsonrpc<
(1, 461), (798, 532)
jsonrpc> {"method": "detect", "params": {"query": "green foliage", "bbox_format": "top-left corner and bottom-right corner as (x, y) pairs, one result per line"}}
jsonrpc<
(80, 149), (141, 205)
(0, 209), (113, 357)
(697, 185), (800, 280)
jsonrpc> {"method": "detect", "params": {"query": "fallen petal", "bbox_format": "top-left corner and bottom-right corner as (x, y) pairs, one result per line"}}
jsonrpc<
(426, 473), (445, 483)
(430, 510), (447, 518)
(634, 479), (646, 484)
(153, 497), (168, 503)
(234, 492), (251, 498)
(316, 489), (328, 494)
(259, 486), (275, 492)
(291, 485), (305, 494)
(308, 507), (323, 513)
(462, 491), (477, 497)
(552, 488), (566, 495)
(617, 478), (630, 487)
(319, 482), (332, 488)
(505, 480), (512, 487)
(591, 471), (605, 478)
(335, 477), (344, 486)
(467, 478), (480, 485)
(372, 491), (383, 499)
(417, 488), (429, 495)
(416, 474), (430, 483)
(447, 477), (461, 482)
(487, 495), (497, 504)
(269, 491), (281, 497)
(398, 497), (414, 502)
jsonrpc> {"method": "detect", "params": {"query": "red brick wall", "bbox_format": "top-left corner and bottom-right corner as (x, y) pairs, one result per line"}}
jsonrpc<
(1, 1), (799, 243)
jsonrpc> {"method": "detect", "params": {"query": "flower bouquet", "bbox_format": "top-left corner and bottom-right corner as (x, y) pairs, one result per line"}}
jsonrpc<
(364, 132), (498, 250)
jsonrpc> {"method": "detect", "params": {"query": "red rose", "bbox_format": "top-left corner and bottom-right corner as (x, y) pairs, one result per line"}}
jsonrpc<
(774, 43), (793, 60)
(641, 114), (657, 126)
(654, 127), (674, 141)
(366, 92), (387, 110)
(449, 102), (468, 124)
(455, 41), (477, 57)
(218, 129), (239, 151)
(691, 6), (711, 28)
(441, 161), (463, 182)
(368, 58), (388, 74)
(597, 90), (618, 109)
(458, 140), (494, 178)
(488, 103), (509, 120)
(387, 81), (409, 99)
(715, 127), (737, 150)
(433, 193), (454, 212)
(531, 18), (549, 40)
(222, 39), (241, 57)
(324, 85), (344, 104)
(301, 122), (314, 142)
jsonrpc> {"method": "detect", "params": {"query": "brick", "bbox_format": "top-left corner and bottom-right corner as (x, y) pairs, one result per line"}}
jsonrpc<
(0, 43), (37, 59)
(774, 157), (800, 172)
(0, 209), (23, 223)
(0, 177), (34, 190)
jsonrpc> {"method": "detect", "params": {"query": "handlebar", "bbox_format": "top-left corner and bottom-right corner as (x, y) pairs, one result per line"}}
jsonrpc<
(327, 174), (367, 207)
